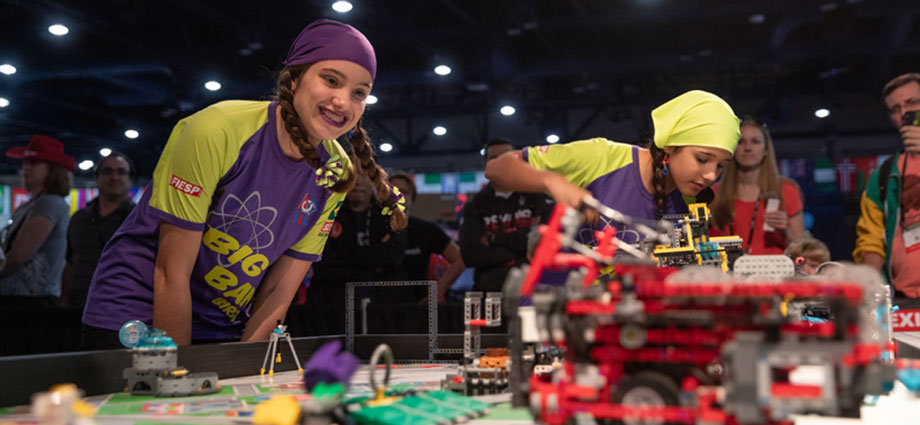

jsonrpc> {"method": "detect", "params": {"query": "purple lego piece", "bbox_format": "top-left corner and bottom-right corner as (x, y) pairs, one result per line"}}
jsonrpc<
(303, 341), (359, 391)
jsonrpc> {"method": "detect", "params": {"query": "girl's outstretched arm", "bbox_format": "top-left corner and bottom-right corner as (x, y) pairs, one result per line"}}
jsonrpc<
(485, 150), (590, 208)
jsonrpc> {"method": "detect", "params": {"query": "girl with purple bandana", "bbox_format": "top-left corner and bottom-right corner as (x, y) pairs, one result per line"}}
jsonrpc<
(484, 91), (740, 244)
(82, 20), (406, 347)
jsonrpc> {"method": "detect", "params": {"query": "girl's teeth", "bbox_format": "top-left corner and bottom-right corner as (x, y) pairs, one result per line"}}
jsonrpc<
(324, 110), (344, 123)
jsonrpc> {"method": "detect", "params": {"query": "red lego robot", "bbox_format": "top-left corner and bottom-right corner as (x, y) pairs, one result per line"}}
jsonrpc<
(504, 201), (899, 425)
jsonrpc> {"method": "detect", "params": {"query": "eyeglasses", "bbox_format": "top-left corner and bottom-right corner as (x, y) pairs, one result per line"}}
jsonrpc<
(100, 167), (130, 176)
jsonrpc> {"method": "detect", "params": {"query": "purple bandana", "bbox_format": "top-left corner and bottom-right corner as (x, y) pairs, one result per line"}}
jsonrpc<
(284, 19), (377, 80)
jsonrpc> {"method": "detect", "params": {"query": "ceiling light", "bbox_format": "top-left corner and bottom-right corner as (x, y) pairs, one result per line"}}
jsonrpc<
(433, 126), (447, 136)
(78, 160), (94, 171)
(0, 64), (16, 75)
(0, 97), (8, 108)
(204, 80), (221, 91)
(48, 24), (69, 36)
(500, 105), (516, 116)
(124, 129), (139, 139)
(379, 143), (393, 152)
(748, 14), (765, 24)
(366, 94), (378, 105)
(546, 134), (560, 144)
(814, 108), (830, 118)
(99, 148), (112, 157)
(332, 1), (353, 13)
(434, 65), (452, 76)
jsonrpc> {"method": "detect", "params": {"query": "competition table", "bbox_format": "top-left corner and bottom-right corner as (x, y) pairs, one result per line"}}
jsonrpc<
(2, 333), (920, 424)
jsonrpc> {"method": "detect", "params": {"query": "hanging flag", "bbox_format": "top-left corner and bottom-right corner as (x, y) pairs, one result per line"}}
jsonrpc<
(835, 158), (858, 192)
(852, 156), (879, 193)
(813, 157), (837, 193)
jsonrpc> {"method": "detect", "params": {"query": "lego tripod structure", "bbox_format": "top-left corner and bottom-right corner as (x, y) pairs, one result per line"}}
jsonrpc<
(260, 322), (303, 377)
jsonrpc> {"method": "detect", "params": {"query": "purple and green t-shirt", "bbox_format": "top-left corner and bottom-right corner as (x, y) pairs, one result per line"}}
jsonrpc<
(83, 100), (348, 340)
(523, 138), (688, 245)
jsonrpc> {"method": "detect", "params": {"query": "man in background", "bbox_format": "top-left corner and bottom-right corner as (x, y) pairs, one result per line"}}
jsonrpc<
(854, 73), (920, 299)
(459, 138), (552, 292)
(62, 152), (135, 311)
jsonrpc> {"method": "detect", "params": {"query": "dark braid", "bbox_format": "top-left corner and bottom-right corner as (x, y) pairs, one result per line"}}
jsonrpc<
(276, 66), (321, 168)
(648, 142), (668, 219)
(275, 65), (356, 194)
(347, 123), (408, 230)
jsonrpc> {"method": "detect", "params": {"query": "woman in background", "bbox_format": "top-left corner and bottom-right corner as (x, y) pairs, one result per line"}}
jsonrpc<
(711, 117), (804, 254)
(1, 135), (74, 308)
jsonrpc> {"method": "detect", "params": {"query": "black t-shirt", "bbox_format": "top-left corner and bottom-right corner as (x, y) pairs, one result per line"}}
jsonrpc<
(458, 184), (553, 292)
(402, 216), (451, 281)
(66, 198), (135, 309)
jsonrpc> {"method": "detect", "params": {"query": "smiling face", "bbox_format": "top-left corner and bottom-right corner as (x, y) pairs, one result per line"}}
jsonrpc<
(666, 146), (733, 196)
(292, 59), (372, 143)
(735, 124), (768, 169)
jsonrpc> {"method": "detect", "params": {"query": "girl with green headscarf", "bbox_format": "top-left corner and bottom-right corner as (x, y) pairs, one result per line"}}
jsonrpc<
(485, 90), (740, 244)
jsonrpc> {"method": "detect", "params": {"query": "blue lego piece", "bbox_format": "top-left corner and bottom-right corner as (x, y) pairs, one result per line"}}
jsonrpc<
(897, 368), (920, 392)
(138, 329), (177, 348)
(697, 241), (721, 260)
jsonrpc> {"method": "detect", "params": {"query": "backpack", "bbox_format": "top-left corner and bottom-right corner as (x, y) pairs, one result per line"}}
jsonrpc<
(878, 153), (898, 206)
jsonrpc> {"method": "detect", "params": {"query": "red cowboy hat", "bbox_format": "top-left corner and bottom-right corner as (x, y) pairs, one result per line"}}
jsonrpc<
(6, 134), (76, 172)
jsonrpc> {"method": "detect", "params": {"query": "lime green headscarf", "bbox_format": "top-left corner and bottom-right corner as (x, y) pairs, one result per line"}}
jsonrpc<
(651, 90), (740, 155)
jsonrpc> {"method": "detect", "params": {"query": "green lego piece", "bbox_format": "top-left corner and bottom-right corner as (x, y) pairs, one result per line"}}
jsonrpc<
(348, 390), (490, 425)
(311, 382), (345, 400)
(398, 396), (468, 418)
(350, 404), (440, 425)
(419, 390), (490, 414)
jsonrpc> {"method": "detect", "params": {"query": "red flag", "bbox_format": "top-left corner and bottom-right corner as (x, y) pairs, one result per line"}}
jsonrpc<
(835, 158), (858, 192)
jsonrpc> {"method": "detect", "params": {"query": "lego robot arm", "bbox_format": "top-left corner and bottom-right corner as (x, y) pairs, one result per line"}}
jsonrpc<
(242, 255), (312, 342)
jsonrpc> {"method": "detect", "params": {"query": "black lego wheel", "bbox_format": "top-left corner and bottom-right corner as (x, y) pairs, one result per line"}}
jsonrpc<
(610, 371), (681, 425)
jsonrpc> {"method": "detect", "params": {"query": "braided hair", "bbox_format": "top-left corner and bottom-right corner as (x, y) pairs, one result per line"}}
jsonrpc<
(275, 64), (407, 230)
(345, 123), (408, 230)
(647, 141), (670, 219)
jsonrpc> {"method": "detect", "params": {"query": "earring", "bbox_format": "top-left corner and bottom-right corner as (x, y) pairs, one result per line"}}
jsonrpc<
(347, 128), (356, 139)
(661, 155), (670, 176)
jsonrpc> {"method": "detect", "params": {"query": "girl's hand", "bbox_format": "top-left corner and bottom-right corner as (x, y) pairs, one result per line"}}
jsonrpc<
(545, 174), (597, 224)
(546, 173), (591, 208)
(763, 210), (788, 230)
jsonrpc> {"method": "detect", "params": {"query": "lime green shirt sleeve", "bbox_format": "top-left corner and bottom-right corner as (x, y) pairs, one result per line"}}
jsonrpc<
(525, 138), (634, 188)
(148, 106), (250, 228)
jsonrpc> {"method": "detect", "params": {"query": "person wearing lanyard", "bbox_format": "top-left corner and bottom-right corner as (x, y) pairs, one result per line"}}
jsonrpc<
(854, 72), (920, 300)
(710, 117), (805, 254)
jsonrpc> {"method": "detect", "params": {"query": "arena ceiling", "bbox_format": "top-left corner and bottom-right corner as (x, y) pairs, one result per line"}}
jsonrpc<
(1, 0), (919, 176)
